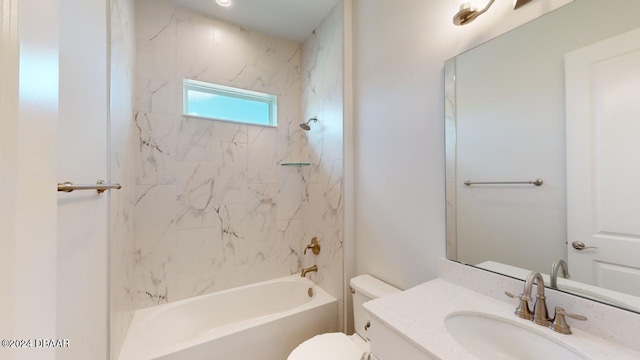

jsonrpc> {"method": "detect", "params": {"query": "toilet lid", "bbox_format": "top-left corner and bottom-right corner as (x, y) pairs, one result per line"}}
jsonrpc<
(288, 333), (365, 360)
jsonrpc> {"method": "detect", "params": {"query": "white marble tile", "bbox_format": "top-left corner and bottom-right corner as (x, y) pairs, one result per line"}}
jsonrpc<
(171, 227), (224, 300)
(298, 4), (345, 330)
(209, 141), (248, 204)
(135, 79), (177, 115)
(176, 142), (247, 228)
(177, 116), (248, 162)
(174, 6), (214, 35)
(134, 185), (176, 259)
(245, 184), (277, 244)
(248, 126), (277, 184)
(135, 0), (176, 115)
(110, 0), (136, 356)
(176, 161), (218, 230)
(134, 256), (172, 309)
(247, 33), (301, 95)
(134, 0), (175, 45)
(209, 21), (250, 86)
(135, 112), (177, 185)
(136, 30), (176, 90)
(275, 219), (306, 274)
(277, 166), (306, 221)
(175, 24), (216, 84)
(303, 166), (342, 241)
(134, 184), (176, 309)
(320, 89), (344, 162)
(171, 204), (249, 301)
(306, 186), (341, 236)
(215, 204), (249, 268)
(246, 218), (304, 283)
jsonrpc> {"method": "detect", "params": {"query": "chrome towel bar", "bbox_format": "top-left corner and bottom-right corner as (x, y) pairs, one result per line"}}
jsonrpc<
(58, 180), (122, 194)
(464, 179), (543, 187)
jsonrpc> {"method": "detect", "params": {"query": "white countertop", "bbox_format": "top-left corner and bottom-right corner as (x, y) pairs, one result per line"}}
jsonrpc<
(364, 279), (640, 360)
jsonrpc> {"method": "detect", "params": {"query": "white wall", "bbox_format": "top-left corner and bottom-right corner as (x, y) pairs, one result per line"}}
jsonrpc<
(352, 0), (572, 290)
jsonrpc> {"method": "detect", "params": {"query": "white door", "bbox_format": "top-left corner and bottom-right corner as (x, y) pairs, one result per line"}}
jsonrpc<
(57, 0), (109, 358)
(565, 27), (640, 297)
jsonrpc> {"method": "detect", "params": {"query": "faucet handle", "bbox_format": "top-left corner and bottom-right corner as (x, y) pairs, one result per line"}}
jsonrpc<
(505, 291), (533, 320)
(304, 237), (321, 255)
(505, 291), (526, 300)
(550, 307), (587, 335)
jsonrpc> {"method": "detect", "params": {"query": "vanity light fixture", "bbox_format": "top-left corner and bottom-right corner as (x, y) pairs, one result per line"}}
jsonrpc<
(513, 0), (533, 9)
(453, 0), (496, 26)
(215, 0), (233, 8)
(454, 0), (535, 25)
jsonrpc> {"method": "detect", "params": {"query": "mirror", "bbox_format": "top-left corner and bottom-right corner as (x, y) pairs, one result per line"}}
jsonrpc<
(446, 0), (640, 313)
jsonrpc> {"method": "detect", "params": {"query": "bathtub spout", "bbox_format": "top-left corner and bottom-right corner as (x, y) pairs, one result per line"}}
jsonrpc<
(301, 265), (318, 277)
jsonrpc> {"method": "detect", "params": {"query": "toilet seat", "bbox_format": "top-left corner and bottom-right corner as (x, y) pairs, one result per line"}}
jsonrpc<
(287, 333), (366, 360)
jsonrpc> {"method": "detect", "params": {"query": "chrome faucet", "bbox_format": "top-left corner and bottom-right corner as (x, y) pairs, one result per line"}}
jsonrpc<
(523, 272), (552, 326)
(300, 265), (318, 277)
(550, 259), (570, 289)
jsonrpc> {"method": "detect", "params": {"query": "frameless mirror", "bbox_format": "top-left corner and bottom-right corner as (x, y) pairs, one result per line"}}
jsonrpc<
(445, 0), (640, 313)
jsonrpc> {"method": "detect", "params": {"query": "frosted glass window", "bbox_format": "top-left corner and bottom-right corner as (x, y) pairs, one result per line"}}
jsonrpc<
(183, 79), (277, 126)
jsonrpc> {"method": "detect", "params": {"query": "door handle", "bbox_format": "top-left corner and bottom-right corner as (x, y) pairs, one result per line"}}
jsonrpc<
(572, 241), (598, 251)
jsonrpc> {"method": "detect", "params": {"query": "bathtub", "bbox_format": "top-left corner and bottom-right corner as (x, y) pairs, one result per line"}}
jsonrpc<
(119, 275), (337, 360)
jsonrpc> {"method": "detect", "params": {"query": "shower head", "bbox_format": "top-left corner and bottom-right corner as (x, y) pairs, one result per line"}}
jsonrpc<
(300, 116), (318, 131)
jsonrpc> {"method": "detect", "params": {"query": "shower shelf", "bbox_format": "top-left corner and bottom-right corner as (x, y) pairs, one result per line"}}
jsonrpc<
(280, 162), (311, 167)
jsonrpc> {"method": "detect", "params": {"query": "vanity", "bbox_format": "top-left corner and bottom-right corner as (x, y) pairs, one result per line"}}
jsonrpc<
(364, 260), (640, 360)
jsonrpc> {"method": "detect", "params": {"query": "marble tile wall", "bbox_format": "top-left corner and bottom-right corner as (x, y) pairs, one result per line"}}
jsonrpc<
(133, 0), (344, 309)
(109, 0), (136, 358)
(299, 2), (345, 331)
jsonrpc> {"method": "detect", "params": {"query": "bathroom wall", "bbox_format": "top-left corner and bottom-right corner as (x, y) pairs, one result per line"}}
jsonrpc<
(299, 1), (345, 330)
(352, 0), (572, 290)
(133, 0), (312, 308)
(109, 0), (136, 358)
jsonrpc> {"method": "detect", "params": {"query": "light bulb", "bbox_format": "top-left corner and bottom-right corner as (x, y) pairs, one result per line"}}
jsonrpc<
(215, 0), (233, 8)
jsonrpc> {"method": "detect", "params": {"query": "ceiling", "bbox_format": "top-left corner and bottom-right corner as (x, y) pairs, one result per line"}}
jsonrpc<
(168, 0), (339, 44)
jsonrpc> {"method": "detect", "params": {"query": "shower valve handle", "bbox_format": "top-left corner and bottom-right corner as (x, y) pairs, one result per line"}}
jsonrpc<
(304, 237), (321, 255)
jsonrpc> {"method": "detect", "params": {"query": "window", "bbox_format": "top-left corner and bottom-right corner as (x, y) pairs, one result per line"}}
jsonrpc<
(183, 79), (277, 126)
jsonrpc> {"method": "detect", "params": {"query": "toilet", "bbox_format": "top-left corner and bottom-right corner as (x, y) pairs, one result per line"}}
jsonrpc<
(288, 275), (401, 360)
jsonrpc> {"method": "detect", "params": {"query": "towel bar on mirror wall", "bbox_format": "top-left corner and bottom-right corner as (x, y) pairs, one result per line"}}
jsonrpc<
(464, 179), (543, 187)
(57, 180), (122, 194)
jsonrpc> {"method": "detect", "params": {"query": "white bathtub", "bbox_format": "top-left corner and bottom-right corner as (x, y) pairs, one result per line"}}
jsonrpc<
(119, 275), (338, 360)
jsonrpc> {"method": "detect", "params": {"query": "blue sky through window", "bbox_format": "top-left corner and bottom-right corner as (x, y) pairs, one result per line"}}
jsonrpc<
(184, 81), (276, 126)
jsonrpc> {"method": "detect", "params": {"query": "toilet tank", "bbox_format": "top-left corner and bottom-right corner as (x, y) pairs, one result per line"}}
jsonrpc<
(350, 275), (401, 340)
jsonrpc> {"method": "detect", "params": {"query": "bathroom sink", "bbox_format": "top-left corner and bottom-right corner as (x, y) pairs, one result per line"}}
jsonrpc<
(445, 313), (588, 360)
